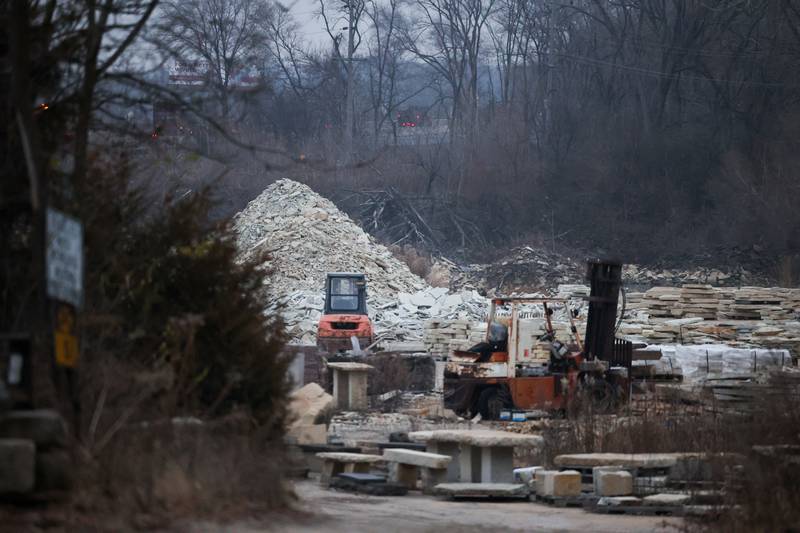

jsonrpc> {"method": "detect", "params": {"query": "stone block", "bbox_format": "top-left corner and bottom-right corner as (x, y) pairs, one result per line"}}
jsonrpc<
(0, 439), (35, 494)
(0, 410), (66, 449)
(542, 470), (581, 497)
(481, 446), (514, 483)
(593, 468), (633, 496)
(36, 449), (73, 491)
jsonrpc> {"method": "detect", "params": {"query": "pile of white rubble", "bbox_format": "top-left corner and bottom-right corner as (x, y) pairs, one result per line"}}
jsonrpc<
(233, 179), (489, 344)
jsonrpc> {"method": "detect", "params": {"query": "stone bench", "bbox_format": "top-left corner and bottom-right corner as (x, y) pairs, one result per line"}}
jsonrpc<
(316, 452), (384, 485)
(410, 429), (543, 484)
(382, 448), (451, 492)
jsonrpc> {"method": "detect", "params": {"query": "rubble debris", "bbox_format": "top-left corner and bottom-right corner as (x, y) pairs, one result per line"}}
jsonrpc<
(288, 383), (333, 427)
(233, 179), (428, 343)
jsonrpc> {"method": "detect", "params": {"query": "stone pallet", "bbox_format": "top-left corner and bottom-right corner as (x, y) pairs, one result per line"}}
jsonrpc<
(588, 505), (684, 516)
(534, 494), (595, 508)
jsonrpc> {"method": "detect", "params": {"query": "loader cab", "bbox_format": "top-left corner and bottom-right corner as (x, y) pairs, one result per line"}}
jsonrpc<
(324, 273), (368, 315)
(317, 273), (374, 354)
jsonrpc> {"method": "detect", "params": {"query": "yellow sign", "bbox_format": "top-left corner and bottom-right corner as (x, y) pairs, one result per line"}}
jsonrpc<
(54, 305), (79, 367)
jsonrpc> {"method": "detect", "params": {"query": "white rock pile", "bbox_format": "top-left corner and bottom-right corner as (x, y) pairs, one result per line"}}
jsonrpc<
(232, 179), (489, 344)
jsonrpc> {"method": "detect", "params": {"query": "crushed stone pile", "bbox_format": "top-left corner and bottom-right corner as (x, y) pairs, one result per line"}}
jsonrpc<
(233, 179), (487, 343)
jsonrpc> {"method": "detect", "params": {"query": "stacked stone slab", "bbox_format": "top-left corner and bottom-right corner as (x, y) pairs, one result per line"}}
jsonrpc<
(423, 319), (485, 357)
(677, 284), (720, 320)
(0, 410), (72, 495)
(642, 287), (681, 318)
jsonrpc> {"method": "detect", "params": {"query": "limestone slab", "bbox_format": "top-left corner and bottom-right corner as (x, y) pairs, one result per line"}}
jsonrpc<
(434, 483), (530, 498)
(409, 429), (542, 448)
(383, 448), (451, 469)
(316, 452), (384, 463)
(327, 362), (374, 372)
(643, 493), (691, 506)
(554, 452), (698, 469)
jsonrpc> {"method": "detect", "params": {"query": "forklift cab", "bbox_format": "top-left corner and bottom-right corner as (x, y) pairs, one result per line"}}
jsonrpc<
(324, 273), (368, 315)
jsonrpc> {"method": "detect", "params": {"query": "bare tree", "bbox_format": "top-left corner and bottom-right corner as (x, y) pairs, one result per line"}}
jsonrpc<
(156, 0), (272, 119)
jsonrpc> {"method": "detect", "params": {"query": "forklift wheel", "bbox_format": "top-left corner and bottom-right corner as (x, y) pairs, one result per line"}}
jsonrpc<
(477, 388), (508, 420)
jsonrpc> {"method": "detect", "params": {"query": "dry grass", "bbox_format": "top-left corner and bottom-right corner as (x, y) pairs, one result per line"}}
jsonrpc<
(541, 381), (800, 532)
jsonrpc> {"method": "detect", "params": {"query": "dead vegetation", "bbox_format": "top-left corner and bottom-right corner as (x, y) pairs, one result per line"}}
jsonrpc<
(539, 379), (800, 532)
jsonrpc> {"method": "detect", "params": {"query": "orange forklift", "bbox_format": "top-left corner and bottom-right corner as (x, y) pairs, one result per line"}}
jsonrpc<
(443, 260), (631, 418)
(316, 273), (374, 354)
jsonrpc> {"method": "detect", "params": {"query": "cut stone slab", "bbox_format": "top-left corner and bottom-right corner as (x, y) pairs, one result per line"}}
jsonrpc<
(326, 362), (375, 372)
(593, 468), (633, 496)
(542, 470), (581, 497)
(383, 448), (451, 469)
(554, 453), (697, 469)
(644, 493), (691, 506)
(597, 496), (642, 506)
(0, 410), (66, 448)
(288, 383), (333, 426)
(0, 438), (35, 494)
(409, 429), (543, 448)
(434, 483), (530, 498)
(316, 452), (383, 463)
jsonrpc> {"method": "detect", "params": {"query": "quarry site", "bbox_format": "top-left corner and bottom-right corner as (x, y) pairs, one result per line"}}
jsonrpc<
(4, 2), (800, 532)
(231, 179), (797, 531)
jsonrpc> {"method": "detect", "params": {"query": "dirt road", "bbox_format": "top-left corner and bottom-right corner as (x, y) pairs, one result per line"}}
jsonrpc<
(219, 480), (682, 533)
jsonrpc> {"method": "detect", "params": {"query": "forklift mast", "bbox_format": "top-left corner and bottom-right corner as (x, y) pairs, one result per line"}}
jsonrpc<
(583, 259), (623, 362)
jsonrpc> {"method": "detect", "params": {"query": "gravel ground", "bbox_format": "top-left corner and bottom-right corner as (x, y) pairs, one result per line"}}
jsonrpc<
(187, 480), (683, 533)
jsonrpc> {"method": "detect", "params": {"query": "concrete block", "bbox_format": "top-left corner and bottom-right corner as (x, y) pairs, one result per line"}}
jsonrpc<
(481, 446), (514, 483)
(420, 467), (447, 493)
(348, 371), (368, 410)
(36, 449), (72, 491)
(0, 410), (66, 449)
(542, 470), (582, 497)
(0, 439), (35, 493)
(428, 441), (460, 482)
(534, 469), (556, 496)
(593, 468), (633, 496)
